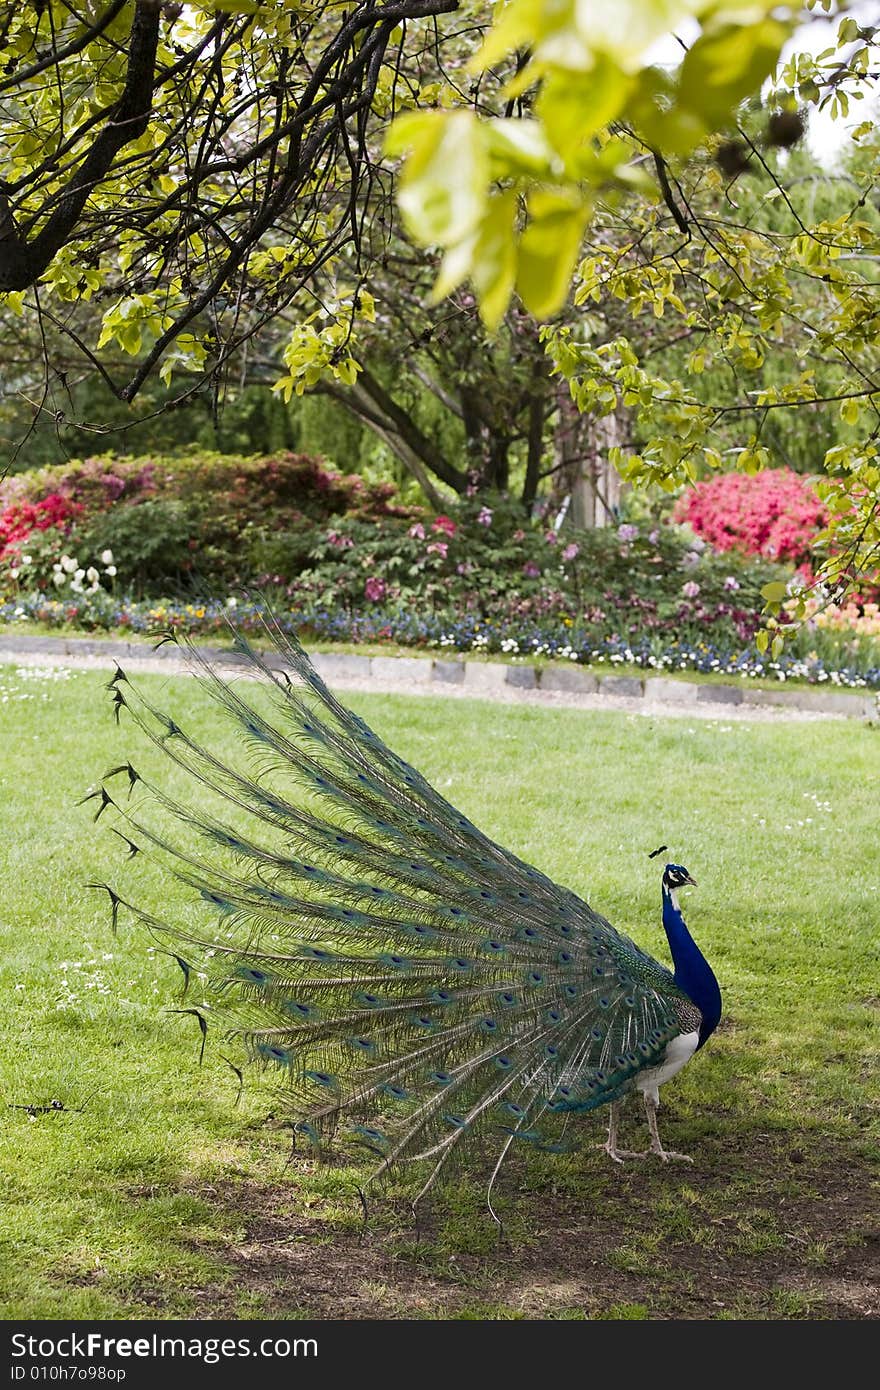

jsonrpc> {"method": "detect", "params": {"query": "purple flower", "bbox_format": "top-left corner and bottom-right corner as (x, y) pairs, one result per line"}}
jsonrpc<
(326, 530), (353, 549)
(723, 575), (740, 592)
(427, 541), (448, 559)
(682, 550), (700, 569)
(562, 543), (580, 562)
(523, 561), (541, 578)
(682, 580), (701, 598)
(545, 529), (558, 545)
(617, 523), (639, 543)
(648, 528), (660, 545)
(408, 522), (426, 540)
(365, 577), (386, 602)
(477, 507), (493, 527)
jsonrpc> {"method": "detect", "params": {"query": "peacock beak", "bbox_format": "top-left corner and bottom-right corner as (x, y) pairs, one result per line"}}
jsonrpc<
(683, 874), (697, 887)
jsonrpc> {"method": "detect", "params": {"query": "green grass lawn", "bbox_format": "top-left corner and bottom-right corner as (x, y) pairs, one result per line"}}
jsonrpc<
(0, 661), (877, 1320)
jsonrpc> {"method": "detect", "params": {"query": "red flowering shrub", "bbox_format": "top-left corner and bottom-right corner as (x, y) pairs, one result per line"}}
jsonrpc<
(674, 469), (826, 571)
(0, 451), (416, 526)
(0, 492), (82, 559)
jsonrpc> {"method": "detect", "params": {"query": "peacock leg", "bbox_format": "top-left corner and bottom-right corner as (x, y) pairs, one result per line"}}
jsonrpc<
(598, 1100), (647, 1163)
(643, 1094), (694, 1163)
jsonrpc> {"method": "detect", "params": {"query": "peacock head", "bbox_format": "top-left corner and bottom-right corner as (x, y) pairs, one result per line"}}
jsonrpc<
(663, 863), (697, 892)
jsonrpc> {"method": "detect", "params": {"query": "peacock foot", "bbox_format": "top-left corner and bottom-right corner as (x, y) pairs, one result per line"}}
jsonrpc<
(651, 1147), (694, 1164)
(597, 1142), (650, 1164)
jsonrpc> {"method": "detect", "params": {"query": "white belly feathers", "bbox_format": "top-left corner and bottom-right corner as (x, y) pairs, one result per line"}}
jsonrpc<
(635, 1030), (700, 1105)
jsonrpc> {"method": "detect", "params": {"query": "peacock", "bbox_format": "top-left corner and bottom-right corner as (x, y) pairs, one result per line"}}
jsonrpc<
(85, 618), (722, 1210)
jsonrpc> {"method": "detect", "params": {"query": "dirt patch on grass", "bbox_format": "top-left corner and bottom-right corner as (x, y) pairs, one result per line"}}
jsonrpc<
(121, 1131), (879, 1320)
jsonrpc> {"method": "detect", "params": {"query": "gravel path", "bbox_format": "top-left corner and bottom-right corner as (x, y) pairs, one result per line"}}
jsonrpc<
(0, 642), (863, 723)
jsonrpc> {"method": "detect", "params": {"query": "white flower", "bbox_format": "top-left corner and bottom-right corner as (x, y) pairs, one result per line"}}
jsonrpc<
(100, 549), (114, 565)
(226, 597), (238, 608)
(86, 567), (99, 584)
(70, 579), (83, 593)
(9, 567), (18, 580)
(21, 554), (32, 565)
(74, 568), (84, 582)
(60, 555), (78, 574)
(52, 571), (66, 587)
(104, 565), (117, 577)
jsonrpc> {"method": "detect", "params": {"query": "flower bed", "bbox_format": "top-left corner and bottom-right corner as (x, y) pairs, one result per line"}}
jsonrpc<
(2, 452), (879, 689)
(2, 593), (877, 690)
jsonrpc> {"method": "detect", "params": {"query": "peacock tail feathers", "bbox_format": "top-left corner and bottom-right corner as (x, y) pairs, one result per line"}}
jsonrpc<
(90, 617), (697, 1200)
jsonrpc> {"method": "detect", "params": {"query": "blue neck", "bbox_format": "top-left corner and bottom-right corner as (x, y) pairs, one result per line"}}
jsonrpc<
(662, 886), (722, 1048)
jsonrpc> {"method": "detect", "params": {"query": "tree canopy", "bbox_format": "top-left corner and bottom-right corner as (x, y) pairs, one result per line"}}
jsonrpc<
(2, 0), (880, 627)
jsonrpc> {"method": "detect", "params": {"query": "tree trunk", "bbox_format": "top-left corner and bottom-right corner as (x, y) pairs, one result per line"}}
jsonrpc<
(552, 389), (625, 528)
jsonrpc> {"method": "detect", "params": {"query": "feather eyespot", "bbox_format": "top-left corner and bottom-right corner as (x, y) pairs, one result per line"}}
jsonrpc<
(304, 1070), (336, 1088)
(381, 1084), (409, 1100)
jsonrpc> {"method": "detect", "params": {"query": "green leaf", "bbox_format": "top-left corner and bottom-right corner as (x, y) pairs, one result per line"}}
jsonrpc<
(388, 111), (488, 247)
(536, 60), (630, 160)
(760, 581), (788, 604)
(516, 193), (590, 320)
(485, 119), (554, 176)
(431, 193), (518, 329)
(678, 18), (790, 127)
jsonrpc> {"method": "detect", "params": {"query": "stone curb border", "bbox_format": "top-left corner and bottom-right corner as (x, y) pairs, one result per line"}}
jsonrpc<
(1, 632), (876, 721)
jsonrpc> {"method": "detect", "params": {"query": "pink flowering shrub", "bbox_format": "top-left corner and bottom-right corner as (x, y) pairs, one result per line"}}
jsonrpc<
(674, 469), (826, 571)
(0, 493), (82, 560)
